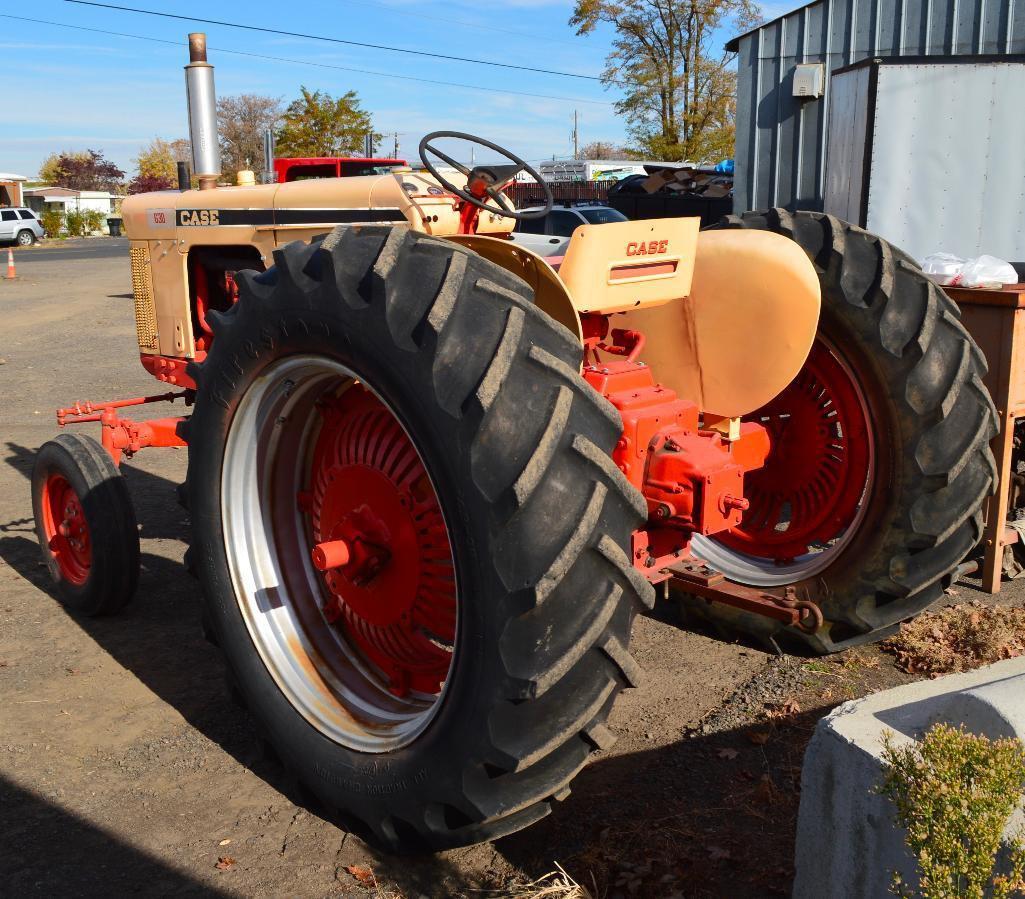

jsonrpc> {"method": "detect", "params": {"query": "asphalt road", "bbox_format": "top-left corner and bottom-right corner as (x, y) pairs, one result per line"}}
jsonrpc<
(9, 238), (129, 264)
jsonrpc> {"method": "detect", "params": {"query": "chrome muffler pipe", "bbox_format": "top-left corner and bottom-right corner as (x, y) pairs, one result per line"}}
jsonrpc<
(185, 33), (221, 190)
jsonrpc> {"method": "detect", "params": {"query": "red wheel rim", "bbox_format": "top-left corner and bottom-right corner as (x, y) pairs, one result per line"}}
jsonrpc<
(717, 338), (873, 563)
(40, 473), (91, 585)
(307, 386), (456, 698)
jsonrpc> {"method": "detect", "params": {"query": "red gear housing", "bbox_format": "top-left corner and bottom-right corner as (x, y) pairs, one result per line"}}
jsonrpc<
(582, 327), (770, 582)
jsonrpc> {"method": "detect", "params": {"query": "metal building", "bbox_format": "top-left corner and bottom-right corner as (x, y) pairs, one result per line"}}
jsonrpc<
(728, 0), (1025, 214)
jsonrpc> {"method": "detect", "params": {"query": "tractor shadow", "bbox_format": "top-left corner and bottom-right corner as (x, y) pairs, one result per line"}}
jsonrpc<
(0, 774), (230, 898)
(491, 708), (821, 898)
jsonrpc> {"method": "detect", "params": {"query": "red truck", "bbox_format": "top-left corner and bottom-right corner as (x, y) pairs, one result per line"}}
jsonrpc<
(273, 156), (406, 182)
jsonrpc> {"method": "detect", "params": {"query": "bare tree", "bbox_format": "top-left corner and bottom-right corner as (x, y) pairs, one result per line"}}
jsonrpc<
(578, 140), (637, 159)
(571, 0), (760, 162)
(135, 137), (190, 183)
(217, 94), (283, 179)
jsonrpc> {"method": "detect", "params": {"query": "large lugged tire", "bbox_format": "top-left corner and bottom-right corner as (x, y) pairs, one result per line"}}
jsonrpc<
(31, 433), (140, 615)
(690, 209), (998, 652)
(184, 226), (654, 851)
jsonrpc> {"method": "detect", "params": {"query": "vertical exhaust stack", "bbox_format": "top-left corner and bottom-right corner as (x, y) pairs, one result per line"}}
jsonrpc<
(262, 129), (277, 184)
(185, 33), (221, 190)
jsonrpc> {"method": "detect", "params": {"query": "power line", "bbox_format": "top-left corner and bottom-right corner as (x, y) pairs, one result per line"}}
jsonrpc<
(344, 0), (583, 47)
(63, 0), (603, 81)
(2, 15), (614, 106)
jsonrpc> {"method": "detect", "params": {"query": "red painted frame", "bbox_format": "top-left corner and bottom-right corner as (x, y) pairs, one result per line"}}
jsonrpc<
(56, 391), (190, 466)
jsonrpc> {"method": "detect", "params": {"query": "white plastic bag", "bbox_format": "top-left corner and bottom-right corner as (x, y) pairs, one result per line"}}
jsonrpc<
(922, 252), (1017, 288)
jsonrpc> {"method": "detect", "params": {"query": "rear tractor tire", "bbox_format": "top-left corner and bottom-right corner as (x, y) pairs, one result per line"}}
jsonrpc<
(688, 210), (998, 653)
(184, 226), (654, 851)
(31, 433), (140, 615)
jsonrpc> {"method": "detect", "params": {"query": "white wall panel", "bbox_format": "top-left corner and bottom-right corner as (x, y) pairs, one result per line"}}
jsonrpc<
(867, 62), (1025, 262)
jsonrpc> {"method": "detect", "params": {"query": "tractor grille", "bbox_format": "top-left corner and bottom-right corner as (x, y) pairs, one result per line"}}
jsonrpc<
(130, 246), (158, 351)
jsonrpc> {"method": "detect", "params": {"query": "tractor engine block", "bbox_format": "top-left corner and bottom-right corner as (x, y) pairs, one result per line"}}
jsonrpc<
(583, 333), (769, 582)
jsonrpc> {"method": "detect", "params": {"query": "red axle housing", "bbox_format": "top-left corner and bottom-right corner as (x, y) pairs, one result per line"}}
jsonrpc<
(583, 328), (770, 582)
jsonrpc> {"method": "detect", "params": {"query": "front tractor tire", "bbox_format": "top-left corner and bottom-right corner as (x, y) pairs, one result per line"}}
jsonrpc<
(31, 433), (140, 615)
(184, 226), (654, 851)
(691, 210), (998, 653)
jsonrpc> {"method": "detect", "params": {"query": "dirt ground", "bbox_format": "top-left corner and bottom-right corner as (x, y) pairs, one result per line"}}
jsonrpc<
(0, 244), (1018, 897)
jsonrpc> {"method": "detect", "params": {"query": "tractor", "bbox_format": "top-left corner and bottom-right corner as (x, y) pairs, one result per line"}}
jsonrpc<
(30, 35), (997, 851)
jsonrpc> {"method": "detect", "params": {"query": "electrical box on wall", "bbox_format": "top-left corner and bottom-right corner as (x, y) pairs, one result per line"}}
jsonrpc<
(793, 63), (825, 98)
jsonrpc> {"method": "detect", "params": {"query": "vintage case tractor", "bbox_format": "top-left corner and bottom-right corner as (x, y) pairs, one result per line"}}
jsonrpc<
(31, 35), (997, 850)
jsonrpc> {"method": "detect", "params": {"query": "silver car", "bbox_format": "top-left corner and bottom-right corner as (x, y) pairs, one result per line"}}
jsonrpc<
(509, 204), (628, 257)
(0, 207), (46, 246)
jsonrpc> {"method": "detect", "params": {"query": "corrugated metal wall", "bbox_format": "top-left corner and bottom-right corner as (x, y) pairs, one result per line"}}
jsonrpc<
(731, 0), (1025, 213)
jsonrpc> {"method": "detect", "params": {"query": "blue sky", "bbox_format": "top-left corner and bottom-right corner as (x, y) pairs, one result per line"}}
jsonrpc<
(0, 0), (789, 178)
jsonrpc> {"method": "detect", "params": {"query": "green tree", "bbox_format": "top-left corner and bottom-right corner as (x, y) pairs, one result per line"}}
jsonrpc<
(571, 0), (760, 162)
(217, 94), (282, 179)
(135, 137), (191, 183)
(275, 87), (377, 157)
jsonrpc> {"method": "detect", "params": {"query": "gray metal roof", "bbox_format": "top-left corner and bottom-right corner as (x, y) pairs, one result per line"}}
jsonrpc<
(729, 0), (1024, 55)
(726, 1), (818, 51)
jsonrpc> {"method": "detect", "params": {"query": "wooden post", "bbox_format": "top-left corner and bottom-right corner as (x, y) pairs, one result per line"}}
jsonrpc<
(946, 284), (1025, 593)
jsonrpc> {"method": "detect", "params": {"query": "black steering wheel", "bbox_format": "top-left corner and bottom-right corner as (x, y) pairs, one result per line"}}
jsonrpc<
(418, 131), (553, 221)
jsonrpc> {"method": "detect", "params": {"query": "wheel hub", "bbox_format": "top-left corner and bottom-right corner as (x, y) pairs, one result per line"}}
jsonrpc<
(308, 387), (456, 697)
(719, 340), (871, 560)
(41, 473), (91, 584)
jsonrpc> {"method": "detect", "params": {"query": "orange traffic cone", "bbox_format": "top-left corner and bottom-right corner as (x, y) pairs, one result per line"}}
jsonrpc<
(4, 248), (14, 280)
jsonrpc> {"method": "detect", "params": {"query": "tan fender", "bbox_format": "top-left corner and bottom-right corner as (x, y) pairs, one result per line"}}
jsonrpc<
(618, 229), (821, 417)
(446, 234), (582, 342)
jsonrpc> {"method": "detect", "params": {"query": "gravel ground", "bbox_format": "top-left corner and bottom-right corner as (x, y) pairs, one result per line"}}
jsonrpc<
(0, 246), (1016, 897)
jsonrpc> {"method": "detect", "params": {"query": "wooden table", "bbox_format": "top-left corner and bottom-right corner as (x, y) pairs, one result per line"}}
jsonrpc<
(945, 284), (1025, 592)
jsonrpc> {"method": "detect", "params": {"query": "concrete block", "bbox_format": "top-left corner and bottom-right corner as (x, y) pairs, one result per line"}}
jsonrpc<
(793, 656), (1025, 899)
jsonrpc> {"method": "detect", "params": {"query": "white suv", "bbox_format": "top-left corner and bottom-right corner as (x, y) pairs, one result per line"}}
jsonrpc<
(510, 204), (628, 257)
(0, 207), (46, 246)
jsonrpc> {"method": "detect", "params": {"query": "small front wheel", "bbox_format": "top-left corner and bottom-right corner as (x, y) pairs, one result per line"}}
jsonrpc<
(32, 433), (140, 615)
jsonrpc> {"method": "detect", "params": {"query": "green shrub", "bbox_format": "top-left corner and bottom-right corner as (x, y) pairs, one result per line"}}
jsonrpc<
(881, 723), (1025, 898)
(65, 208), (86, 237)
(38, 208), (64, 238)
(62, 208), (106, 236)
(83, 208), (105, 233)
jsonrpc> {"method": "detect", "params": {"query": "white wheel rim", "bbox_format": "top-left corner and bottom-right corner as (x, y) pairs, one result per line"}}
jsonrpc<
(220, 355), (457, 752)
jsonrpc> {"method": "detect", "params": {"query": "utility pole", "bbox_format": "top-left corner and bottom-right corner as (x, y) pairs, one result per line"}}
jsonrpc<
(393, 132), (399, 158)
(573, 110), (579, 159)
